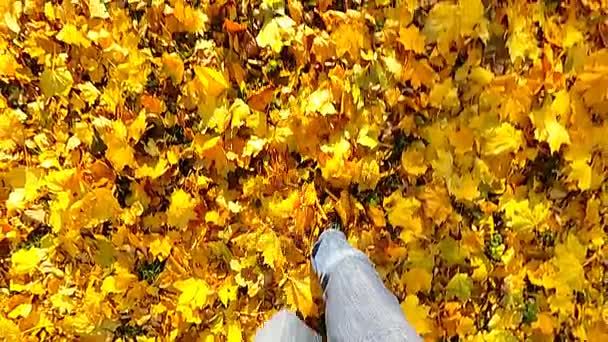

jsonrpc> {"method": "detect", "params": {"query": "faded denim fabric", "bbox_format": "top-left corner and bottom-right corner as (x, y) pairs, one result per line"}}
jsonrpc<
(254, 229), (422, 342)
(253, 309), (322, 342)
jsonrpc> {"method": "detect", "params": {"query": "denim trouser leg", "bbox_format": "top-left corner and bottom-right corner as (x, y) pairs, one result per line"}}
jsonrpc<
(254, 229), (423, 341)
(253, 309), (321, 342)
(312, 229), (422, 342)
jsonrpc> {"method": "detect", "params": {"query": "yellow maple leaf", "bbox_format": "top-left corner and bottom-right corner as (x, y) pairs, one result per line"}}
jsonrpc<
(194, 66), (229, 97)
(202, 106), (230, 133)
(197, 331), (216, 342)
(56, 24), (91, 47)
(2, 1), (21, 33)
(6, 188), (25, 213)
(0, 314), (20, 340)
(149, 236), (172, 261)
(226, 320), (242, 342)
(40, 67), (73, 98)
(447, 174), (480, 201)
(7, 303), (31, 320)
(173, 0), (208, 33)
(11, 247), (47, 275)
(205, 210), (223, 225)
(105, 129), (135, 172)
(482, 122), (524, 156)
(256, 16), (296, 53)
(128, 110), (147, 143)
(0, 53), (20, 78)
(218, 280), (238, 307)
(174, 278), (211, 309)
(429, 79), (460, 110)
(353, 157), (381, 191)
(530, 100), (570, 153)
(192, 134), (235, 176)
(429, 148), (453, 180)
(331, 20), (372, 60)
(551, 90), (571, 117)
(319, 136), (353, 187)
(101, 269), (137, 295)
(562, 22), (584, 49)
(418, 183), (452, 225)
(162, 52), (184, 84)
(404, 59), (438, 89)
(533, 312), (555, 335)
(311, 32), (336, 63)
(86, 0), (109, 19)
(459, 0), (489, 40)
(469, 66), (495, 85)
(548, 286), (575, 317)
(423, 0), (488, 54)
(482, 329), (519, 342)
(257, 230), (284, 269)
(446, 273), (474, 301)
(266, 190), (301, 219)
(401, 295), (433, 335)
(367, 204), (386, 227)
(398, 26), (426, 54)
(67, 188), (121, 230)
(167, 189), (197, 230)
(243, 136), (267, 157)
(356, 124), (380, 149)
(553, 234), (586, 291)
(383, 191), (423, 243)
(76, 82), (101, 104)
(174, 278), (211, 324)
(134, 158), (169, 179)
(568, 159), (592, 191)
(306, 87), (337, 116)
(506, 8), (540, 63)
(457, 316), (476, 336)
(502, 198), (550, 233)
(229, 98), (251, 129)
(283, 272), (317, 318)
(401, 143), (428, 176)
(402, 268), (433, 294)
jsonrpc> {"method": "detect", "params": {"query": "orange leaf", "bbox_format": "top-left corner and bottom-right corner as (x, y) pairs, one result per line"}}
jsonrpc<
(247, 87), (275, 112)
(141, 95), (165, 114)
(223, 19), (247, 33)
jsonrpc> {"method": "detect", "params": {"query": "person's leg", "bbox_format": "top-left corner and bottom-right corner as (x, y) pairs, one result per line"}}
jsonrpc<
(253, 309), (321, 342)
(312, 229), (422, 342)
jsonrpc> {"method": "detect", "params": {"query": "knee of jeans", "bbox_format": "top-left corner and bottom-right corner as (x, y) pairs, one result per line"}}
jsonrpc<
(262, 310), (300, 330)
(255, 310), (299, 341)
(311, 229), (366, 278)
(273, 309), (295, 321)
(311, 230), (347, 265)
(312, 230), (348, 257)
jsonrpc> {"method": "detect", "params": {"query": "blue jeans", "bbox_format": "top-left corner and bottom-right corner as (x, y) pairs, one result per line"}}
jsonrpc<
(254, 230), (422, 341)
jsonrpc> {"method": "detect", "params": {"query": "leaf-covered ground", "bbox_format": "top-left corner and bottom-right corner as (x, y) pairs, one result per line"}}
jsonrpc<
(1, 0), (608, 341)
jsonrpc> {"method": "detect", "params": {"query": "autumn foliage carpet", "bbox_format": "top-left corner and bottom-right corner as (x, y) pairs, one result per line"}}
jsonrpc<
(1, 0), (608, 341)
